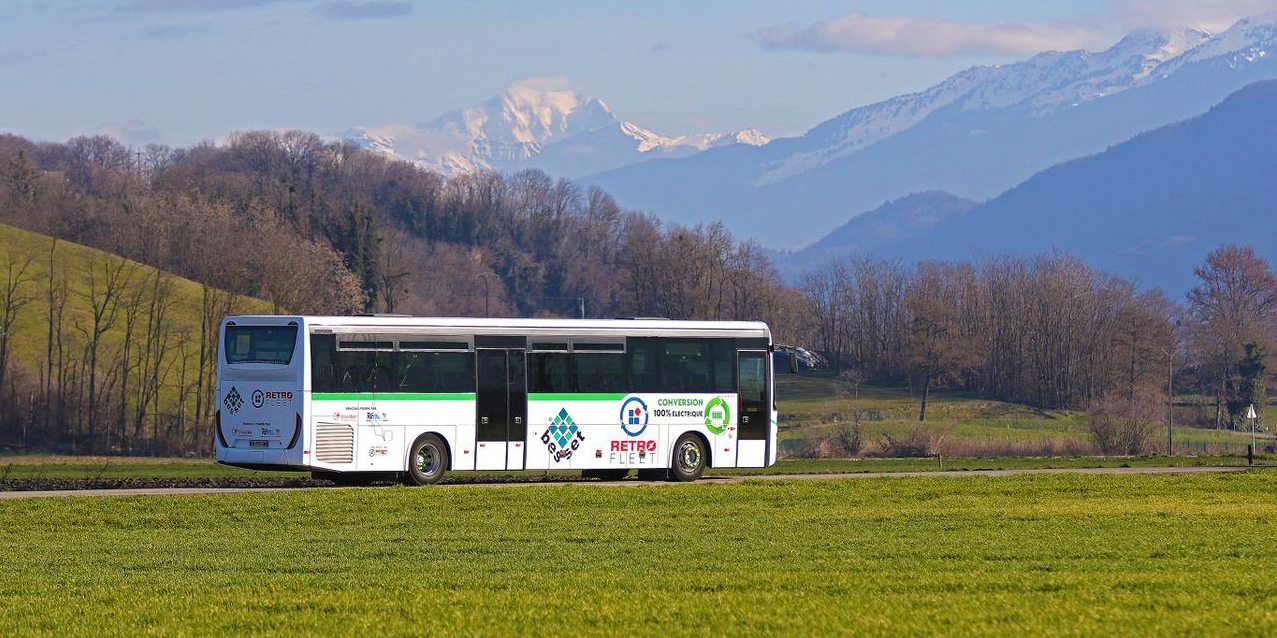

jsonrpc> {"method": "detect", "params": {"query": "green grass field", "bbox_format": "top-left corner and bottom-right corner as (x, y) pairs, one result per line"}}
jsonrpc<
(1, 471), (1275, 634)
(777, 375), (1268, 457)
(1, 454), (1268, 481)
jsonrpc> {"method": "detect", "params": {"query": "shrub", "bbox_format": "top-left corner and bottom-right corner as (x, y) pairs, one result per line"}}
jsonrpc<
(1088, 386), (1166, 455)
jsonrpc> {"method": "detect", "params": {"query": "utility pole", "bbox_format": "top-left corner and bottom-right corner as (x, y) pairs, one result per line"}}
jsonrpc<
(1164, 346), (1175, 455)
(1163, 319), (1180, 456)
(475, 273), (497, 318)
(545, 296), (586, 319)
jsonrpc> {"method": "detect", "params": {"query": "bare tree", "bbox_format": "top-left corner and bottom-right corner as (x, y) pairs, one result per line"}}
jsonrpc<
(905, 262), (974, 421)
(0, 249), (37, 430)
(73, 254), (135, 446)
(1186, 246), (1277, 426)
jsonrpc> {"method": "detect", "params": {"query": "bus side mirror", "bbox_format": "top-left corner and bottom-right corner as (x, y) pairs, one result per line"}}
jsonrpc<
(789, 352), (798, 374)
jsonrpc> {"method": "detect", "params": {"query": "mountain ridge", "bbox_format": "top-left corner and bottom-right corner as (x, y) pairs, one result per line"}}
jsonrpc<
(582, 16), (1277, 247)
(790, 79), (1277, 295)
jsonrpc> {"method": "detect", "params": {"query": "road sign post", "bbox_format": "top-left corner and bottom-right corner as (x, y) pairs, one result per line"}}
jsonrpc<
(1246, 404), (1258, 465)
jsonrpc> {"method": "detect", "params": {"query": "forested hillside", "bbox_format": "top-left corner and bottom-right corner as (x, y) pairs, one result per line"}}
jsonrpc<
(0, 131), (797, 330)
(0, 223), (268, 453)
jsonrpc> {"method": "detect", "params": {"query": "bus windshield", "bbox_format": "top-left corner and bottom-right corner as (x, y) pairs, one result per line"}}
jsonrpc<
(224, 325), (298, 365)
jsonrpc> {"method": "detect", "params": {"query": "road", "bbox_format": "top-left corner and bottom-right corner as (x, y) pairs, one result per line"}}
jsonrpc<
(0, 464), (1259, 500)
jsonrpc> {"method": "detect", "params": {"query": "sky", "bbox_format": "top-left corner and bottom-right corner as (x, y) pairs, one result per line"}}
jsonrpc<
(2, 0), (1274, 146)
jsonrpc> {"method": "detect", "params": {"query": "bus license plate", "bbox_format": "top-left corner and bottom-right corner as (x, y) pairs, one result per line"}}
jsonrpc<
(250, 440), (270, 448)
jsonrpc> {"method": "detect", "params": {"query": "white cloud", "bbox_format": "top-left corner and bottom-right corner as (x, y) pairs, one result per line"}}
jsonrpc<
(509, 76), (574, 92)
(751, 13), (1107, 57)
(116, 0), (293, 12)
(318, 1), (413, 20)
(98, 120), (164, 146)
(752, 1), (1277, 58)
(1116, 0), (1277, 31)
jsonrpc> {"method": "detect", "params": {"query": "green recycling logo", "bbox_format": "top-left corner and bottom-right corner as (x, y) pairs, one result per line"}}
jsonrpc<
(704, 397), (731, 435)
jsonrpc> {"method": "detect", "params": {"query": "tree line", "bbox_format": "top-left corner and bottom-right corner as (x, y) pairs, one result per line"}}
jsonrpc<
(798, 246), (1275, 452)
(0, 129), (1270, 456)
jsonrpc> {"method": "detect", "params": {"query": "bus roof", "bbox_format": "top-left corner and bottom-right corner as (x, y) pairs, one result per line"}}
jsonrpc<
(224, 315), (771, 340)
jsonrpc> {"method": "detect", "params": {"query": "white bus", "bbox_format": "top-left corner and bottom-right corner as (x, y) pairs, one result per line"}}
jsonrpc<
(215, 316), (776, 484)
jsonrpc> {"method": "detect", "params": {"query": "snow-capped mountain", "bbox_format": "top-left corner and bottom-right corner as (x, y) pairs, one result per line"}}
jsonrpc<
(342, 84), (768, 178)
(755, 27), (1214, 186)
(583, 15), (1277, 247)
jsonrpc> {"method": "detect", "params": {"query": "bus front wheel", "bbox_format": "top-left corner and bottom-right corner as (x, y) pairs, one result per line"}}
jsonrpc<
(406, 434), (449, 486)
(669, 433), (706, 482)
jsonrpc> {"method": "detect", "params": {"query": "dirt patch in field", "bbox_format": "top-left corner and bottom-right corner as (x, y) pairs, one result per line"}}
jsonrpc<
(0, 477), (333, 491)
(0, 473), (604, 492)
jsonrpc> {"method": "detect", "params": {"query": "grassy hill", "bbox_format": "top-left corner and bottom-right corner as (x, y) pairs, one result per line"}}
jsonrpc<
(0, 223), (269, 447)
(777, 375), (1266, 457)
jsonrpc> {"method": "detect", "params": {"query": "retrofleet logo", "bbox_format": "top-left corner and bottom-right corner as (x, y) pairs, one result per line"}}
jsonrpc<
(253, 390), (294, 409)
(542, 408), (584, 463)
(609, 439), (657, 465)
(619, 396), (649, 436)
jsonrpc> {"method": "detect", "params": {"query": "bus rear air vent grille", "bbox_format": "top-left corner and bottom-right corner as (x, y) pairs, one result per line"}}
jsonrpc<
(314, 423), (355, 464)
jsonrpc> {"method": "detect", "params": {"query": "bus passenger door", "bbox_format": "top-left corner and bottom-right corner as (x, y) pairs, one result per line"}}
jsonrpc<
(476, 349), (508, 470)
(476, 348), (526, 471)
(737, 350), (770, 467)
(506, 349), (526, 470)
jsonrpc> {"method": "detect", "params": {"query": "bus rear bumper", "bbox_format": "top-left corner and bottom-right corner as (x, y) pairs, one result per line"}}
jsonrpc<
(216, 447), (306, 471)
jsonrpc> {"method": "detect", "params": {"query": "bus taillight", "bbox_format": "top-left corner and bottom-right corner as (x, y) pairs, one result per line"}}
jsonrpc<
(287, 413), (302, 449)
(214, 409), (228, 448)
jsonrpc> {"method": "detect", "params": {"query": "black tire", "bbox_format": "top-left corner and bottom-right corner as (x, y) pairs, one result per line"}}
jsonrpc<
(582, 468), (630, 481)
(405, 433), (449, 486)
(669, 433), (707, 482)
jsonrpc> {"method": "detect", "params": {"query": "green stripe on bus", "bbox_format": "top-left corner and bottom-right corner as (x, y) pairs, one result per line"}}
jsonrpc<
(311, 393), (476, 401)
(528, 393), (627, 401)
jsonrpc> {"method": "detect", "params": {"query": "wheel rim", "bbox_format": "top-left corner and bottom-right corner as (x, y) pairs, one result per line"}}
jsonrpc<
(678, 440), (701, 472)
(416, 443), (440, 476)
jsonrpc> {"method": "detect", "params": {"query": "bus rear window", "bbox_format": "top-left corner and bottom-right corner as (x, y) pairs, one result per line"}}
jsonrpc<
(224, 325), (298, 365)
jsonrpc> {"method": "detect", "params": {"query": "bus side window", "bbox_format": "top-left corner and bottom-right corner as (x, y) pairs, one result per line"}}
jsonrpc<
(661, 339), (711, 393)
(712, 339), (735, 392)
(573, 353), (625, 393)
(335, 350), (376, 393)
(397, 352), (475, 393)
(627, 338), (660, 391)
(310, 334), (337, 392)
(529, 352), (571, 392)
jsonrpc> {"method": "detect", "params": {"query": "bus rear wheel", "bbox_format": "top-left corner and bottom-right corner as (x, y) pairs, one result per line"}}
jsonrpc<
(406, 433), (449, 486)
(669, 433), (706, 482)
